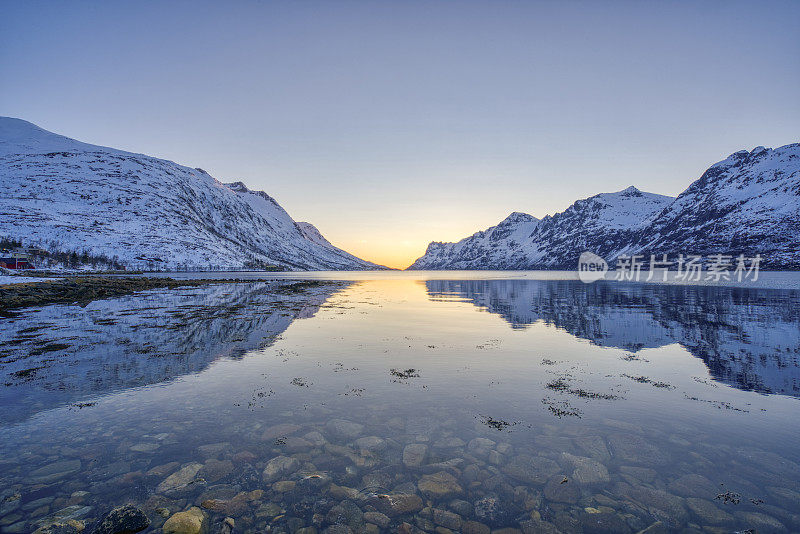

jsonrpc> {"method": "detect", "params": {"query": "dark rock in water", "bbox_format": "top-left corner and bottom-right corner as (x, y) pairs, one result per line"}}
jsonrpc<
(325, 500), (363, 529)
(462, 520), (492, 534)
(262, 456), (300, 482)
(402, 444), (428, 468)
(27, 460), (82, 484)
(579, 512), (632, 534)
(607, 434), (668, 465)
(666, 473), (716, 498)
(405, 417), (437, 435)
(371, 494), (423, 517)
(519, 518), (561, 534)
(325, 419), (364, 441)
(623, 485), (688, 527)
(417, 471), (463, 499)
(685, 498), (734, 526)
(543, 475), (580, 504)
(261, 423), (302, 441)
(89, 505), (150, 534)
(361, 470), (393, 492)
(198, 459), (234, 483)
(473, 495), (511, 527)
(33, 524), (81, 534)
(431, 507), (462, 530)
(448, 499), (472, 517)
(733, 511), (788, 533)
(504, 455), (559, 485)
(633, 522), (669, 534)
(363, 511), (390, 529)
(234, 464), (262, 490)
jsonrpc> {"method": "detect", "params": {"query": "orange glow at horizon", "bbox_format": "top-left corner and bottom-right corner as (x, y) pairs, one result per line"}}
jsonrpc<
(342, 240), (430, 270)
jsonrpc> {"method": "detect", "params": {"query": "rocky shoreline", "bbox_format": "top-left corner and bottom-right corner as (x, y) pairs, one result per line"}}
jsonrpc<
(0, 276), (301, 313)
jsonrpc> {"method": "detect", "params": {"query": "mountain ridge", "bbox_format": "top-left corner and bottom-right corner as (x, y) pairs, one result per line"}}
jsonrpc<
(409, 144), (800, 270)
(0, 117), (384, 271)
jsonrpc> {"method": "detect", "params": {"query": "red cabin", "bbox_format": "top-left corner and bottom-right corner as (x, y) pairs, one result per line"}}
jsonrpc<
(0, 255), (33, 269)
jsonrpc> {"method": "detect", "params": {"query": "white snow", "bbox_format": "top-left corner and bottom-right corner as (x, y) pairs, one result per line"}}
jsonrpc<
(0, 117), (381, 271)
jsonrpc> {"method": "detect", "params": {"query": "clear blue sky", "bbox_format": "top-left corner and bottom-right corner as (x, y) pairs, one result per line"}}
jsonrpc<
(2, 1), (798, 267)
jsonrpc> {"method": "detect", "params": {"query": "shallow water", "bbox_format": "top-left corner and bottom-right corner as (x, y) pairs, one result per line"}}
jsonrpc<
(1, 275), (799, 533)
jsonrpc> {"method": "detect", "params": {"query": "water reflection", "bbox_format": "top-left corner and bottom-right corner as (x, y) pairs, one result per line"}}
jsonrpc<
(426, 280), (800, 398)
(0, 281), (349, 424)
(1, 278), (799, 534)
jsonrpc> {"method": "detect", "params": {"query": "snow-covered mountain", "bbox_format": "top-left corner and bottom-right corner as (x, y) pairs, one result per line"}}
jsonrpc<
(409, 144), (800, 270)
(625, 144), (800, 268)
(0, 117), (382, 271)
(409, 187), (674, 269)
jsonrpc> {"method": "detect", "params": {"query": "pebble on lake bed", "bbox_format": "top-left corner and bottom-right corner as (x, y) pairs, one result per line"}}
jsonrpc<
(162, 507), (207, 534)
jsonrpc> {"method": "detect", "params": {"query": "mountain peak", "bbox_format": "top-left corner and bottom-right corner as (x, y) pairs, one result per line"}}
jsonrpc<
(499, 211), (537, 225)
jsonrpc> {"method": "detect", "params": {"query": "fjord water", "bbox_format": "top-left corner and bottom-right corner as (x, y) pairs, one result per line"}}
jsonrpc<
(1, 274), (799, 533)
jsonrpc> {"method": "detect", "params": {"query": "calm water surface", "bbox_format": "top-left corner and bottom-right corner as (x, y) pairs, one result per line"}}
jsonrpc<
(1, 274), (799, 533)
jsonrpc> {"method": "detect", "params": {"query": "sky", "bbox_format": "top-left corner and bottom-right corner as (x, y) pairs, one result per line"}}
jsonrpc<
(1, 1), (799, 269)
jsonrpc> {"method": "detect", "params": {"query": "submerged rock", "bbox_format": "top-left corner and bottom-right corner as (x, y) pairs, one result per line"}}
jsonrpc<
(504, 455), (559, 485)
(624, 486), (688, 527)
(733, 511), (787, 533)
(519, 518), (560, 534)
(418, 471), (463, 499)
(666, 473), (716, 498)
(371, 494), (423, 517)
(325, 419), (364, 441)
(607, 434), (668, 465)
(462, 520), (492, 534)
(685, 498), (734, 526)
(579, 511), (632, 534)
(473, 496), (510, 527)
(27, 460), (82, 484)
(573, 435), (611, 462)
(544, 475), (580, 504)
(402, 444), (428, 468)
(162, 507), (207, 534)
(355, 436), (387, 453)
(262, 455), (300, 482)
(467, 438), (496, 457)
(90, 505), (150, 534)
(432, 507), (462, 530)
(561, 452), (609, 485)
(156, 463), (203, 495)
(197, 459), (233, 483)
(33, 523), (82, 534)
(261, 423), (301, 441)
(363, 511), (390, 528)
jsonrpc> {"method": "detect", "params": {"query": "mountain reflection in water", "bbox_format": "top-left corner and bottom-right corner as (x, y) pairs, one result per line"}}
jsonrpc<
(0, 281), (350, 424)
(426, 279), (800, 398)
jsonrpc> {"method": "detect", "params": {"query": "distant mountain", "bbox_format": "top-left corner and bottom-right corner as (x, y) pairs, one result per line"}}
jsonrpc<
(409, 144), (800, 270)
(0, 117), (382, 271)
(409, 187), (674, 269)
